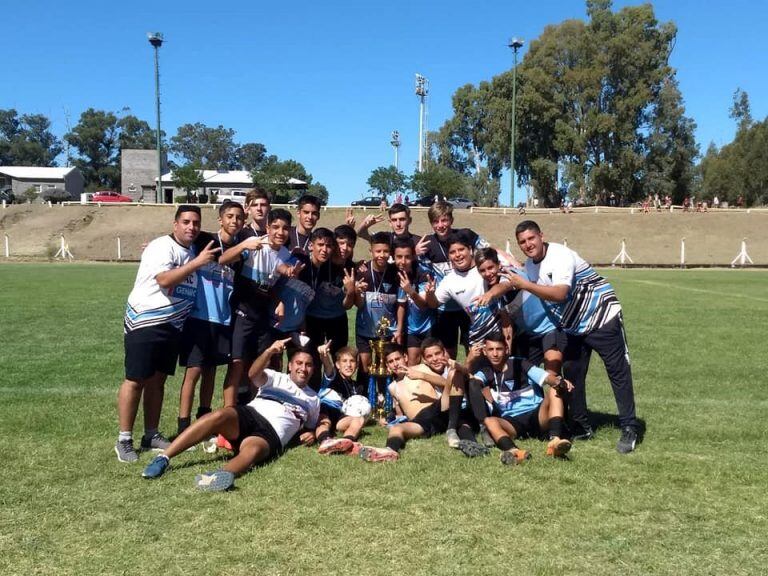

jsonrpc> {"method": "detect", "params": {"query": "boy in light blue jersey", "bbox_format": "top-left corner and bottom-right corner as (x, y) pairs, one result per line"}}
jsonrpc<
(465, 334), (573, 465)
(176, 201), (245, 435)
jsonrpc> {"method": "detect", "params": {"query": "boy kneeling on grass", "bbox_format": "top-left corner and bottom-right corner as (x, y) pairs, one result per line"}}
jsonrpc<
(315, 341), (367, 455)
(465, 334), (573, 466)
(142, 338), (319, 491)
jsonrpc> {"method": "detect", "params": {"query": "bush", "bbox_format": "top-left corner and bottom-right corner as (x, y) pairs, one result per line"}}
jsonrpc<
(198, 194), (209, 204)
(23, 187), (38, 204)
(42, 187), (71, 204)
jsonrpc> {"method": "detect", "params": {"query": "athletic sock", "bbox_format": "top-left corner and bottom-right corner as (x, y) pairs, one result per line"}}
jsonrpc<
(195, 406), (212, 420)
(385, 437), (405, 453)
(144, 428), (158, 439)
(447, 396), (462, 430)
(177, 417), (191, 435)
(497, 436), (517, 452)
(317, 431), (331, 444)
(343, 434), (358, 442)
(467, 381), (490, 425)
(548, 416), (565, 440)
(457, 425), (475, 442)
(118, 431), (132, 442)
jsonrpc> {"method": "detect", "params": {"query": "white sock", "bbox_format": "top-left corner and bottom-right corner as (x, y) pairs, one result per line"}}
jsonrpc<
(118, 431), (132, 442)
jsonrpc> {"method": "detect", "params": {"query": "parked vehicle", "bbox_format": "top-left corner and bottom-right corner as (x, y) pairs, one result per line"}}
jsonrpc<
(92, 191), (132, 203)
(216, 189), (247, 204)
(351, 195), (384, 207)
(0, 187), (15, 204)
(447, 197), (477, 209)
(407, 196), (437, 207)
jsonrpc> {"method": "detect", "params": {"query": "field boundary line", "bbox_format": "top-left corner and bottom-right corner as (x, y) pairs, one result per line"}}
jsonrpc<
(622, 278), (768, 304)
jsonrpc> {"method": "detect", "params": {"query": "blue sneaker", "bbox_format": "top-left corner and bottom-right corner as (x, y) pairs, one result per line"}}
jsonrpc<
(194, 470), (235, 492)
(142, 455), (170, 479)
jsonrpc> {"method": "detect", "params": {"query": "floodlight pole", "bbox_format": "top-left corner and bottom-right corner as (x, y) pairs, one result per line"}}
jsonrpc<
(148, 32), (164, 204)
(508, 37), (524, 207)
(391, 130), (401, 170)
(415, 74), (429, 172)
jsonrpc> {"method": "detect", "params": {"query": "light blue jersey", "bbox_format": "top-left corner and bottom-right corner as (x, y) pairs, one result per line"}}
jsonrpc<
(473, 357), (548, 419)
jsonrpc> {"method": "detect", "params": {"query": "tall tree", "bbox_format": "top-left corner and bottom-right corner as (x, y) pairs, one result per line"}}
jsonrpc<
(367, 166), (408, 198)
(64, 108), (121, 190)
(235, 142), (268, 171)
(118, 114), (161, 150)
(171, 163), (205, 201)
(0, 109), (63, 167)
(729, 88), (753, 133)
(170, 123), (238, 169)
(252, 157), (328, 204)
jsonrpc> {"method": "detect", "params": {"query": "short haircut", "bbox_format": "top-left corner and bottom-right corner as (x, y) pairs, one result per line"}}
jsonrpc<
(334, 346), (358, 362)
(515, 220), (542, 237)
(392, 237), (415, 253)
(245, 188), (270, 206)
(218, 200), (245, 216)
(383, 343), (405, 358)
(484, 333), (507, 346)
(446, 231), (473, 250)
(388, 203), (410, 217)
(334, 224), (357, 244)
(370, 231), (392, 247)
(268, 208), (292, 226)
(310, 227), (335, 244)
(474, 247), (499, 267)
(297, 194), (321, 211)
(427, 201), (453, 223)
(420, 337), (445, 354)
(175, 205), (201, 220)
(288, 347), (314, 362)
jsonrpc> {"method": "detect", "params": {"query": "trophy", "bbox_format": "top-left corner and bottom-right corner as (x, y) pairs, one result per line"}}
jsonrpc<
(367, 317), (394, 424)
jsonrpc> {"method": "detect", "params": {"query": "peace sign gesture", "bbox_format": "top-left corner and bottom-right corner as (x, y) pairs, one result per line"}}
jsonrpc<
(414, 235), (429, 256)
(345, 207), (356, 227)
(193, 240), (222, 266)
(424, 274), (436, 295)
(397, 270), (413, 294)
(343, 267), (356, 294)
(317, 338), (333, 359)
(361, 212), (385, 230)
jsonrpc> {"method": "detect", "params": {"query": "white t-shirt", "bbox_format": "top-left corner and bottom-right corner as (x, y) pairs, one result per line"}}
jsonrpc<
(248, 369), (320, 447)
(240, 244), (291, 292)
(524, 242), (621, 335)
(124, 235), (197, 332)
(434, 266), (506, 345)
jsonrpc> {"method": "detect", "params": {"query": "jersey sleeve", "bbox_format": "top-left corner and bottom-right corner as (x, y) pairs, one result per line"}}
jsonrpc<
(434, 277), (452, 304)
(547, 246), (576, 287)
(522, 362), (549, 387)
(143, 238), (179, 279)
(397, 286), (408, 303)
(472, 369), (488, 385)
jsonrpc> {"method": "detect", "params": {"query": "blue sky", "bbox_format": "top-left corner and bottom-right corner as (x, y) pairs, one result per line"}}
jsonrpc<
(3, 0), (766, 205)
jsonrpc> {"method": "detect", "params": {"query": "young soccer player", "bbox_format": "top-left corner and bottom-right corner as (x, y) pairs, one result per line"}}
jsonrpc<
(115, 206), (220, 462)
(315, 341), (366, 455)
(466, 334), (573, 465)
(418, 201), (490, 357)
(358, 345), (475, 462)
(141, 339), (320, 491)
(243, 188), (271, 236)
(286, 194), (321, 259)
(333, 224), (358, 270)
(356, 203), (421, 249)
(176, 201), (245, 435)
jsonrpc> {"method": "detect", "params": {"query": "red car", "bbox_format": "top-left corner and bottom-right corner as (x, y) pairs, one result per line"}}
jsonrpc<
(92, 191), (132, 203)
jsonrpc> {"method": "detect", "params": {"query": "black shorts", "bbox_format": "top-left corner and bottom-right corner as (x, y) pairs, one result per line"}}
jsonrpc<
(179, 318), (232, 367)
(407, 330), (431, 349)
(433, 309), (470, 351)
(356, 334), (374, 355)
(410, 401), (449, 438)
(504, 408), (543, 439)
(231, 308), (274, 361)
(124, 323), (181, 381)
(320, 405), (344, 427)
(233, 405), (283, 457)
(514, 329), (567, 366)
(306, 314), (349, 354)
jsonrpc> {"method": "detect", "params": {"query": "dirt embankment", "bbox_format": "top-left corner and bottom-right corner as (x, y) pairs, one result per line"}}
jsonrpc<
(0, 203), (766, 266)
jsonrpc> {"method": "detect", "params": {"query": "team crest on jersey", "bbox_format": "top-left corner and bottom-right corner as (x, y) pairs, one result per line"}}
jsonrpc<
(382, 282), (392, 291)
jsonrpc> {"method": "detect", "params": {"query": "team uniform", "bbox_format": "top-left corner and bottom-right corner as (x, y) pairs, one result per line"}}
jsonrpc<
(398, 267), (434, 348)
(354, 263), (403, 353)
(234, 369), (320, 455)
(418, 228), (489, 349)
(271, 268), (315, 340)
(124, 235), (198, 380)
(304, 260), (350, 355)
(317, 369), (359, 426)
(285, 226), (311, 262)
(472, 357), (549, 437)
(525, 242), (638, 430)
(381, 231), (421, 250)
(433, 267), (506, 346)
(179, 231), (239, 368)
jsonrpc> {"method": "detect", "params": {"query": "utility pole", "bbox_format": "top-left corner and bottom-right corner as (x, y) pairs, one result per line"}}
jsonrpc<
(508, 37), (524, 207)
(148, 32), (164, 203)
(415, 74), (429, 172)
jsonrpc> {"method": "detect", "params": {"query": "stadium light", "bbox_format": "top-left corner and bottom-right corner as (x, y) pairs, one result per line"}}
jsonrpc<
(508, 37), (524, 207)
(391, 130), (401, 170)
(147, 32), (164, 203)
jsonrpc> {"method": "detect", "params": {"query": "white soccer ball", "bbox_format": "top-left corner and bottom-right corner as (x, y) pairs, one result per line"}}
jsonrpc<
(342, 395), (372, 418)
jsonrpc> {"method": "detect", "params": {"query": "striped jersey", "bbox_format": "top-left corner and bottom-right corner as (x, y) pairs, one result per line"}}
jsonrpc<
(124, 235), (197, 332)
(472, 357), (548, 419)
(525, 242), (621, 336)
(502, 268), (556, 336)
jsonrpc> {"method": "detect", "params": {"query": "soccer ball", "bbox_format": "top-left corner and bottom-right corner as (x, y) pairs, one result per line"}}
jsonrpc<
(342, 395), (372, 418)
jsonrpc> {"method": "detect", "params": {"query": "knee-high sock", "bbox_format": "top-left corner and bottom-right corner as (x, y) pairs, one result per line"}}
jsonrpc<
(467, 380), (489, 425)
(447, 396), (462, 430)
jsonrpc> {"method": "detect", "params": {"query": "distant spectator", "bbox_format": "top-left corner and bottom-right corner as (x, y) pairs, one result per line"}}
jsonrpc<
(653, 193), (661, 211)
(664, 195), (672, 210)
(713, 196), (720, 209)
(533, 197), (539, 208)
(609, 192), (617, 207)
(737, 195), (744, 209)
(395, 192), (403, 205)
(404, 194), (410, 204)
(642, 196), (650, 214)
(683, 196), (691, 212)
(379, 197), (388, 211)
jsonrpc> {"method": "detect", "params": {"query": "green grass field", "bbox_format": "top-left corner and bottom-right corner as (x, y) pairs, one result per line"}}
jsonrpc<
(1, 264), (767, 576)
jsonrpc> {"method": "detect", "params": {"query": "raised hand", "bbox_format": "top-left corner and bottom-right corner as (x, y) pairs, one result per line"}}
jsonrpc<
(414, 235), (429, 256)
(243, 234), (269, 251)
(406, 366), (429, 381)
(194, 240), (222, 265)
(361, 213), (384, 229)
(345, 207), (356, 227)
(269, 337), (292, 355)
(342, 267), (356, 294)
(397, 270), (413, 293)
(424, 274), (436, 295)
(317, 338), (333, 359)
(472, 291), (495, 308)
(288, 261), (305, 278)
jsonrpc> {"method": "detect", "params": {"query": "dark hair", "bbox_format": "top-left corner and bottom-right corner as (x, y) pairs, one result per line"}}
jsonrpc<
(370, 231), (392, 247)
(388, 203), (410, 217)
(383, 343), (405, 358)
(334, 224), (357, 244)
(334, 346), (358, 361)
(297, 194), (322, 211)
(288, 347), (315, 362)
(446, 231), (473, 250)
(268, 208), (292, 225)
(515, 220), (542, 237)
(484, 333), (507, 346)
(474, 247), (499, 267)
(309, 227), (335, 245)
(419, 337), (445, 353)
(218, 200), (245, 216)
(175, 205), (201, 220)
(392, 237), (415, 253)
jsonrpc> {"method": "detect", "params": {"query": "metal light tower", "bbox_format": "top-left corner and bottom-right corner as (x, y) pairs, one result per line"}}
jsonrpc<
(390, 130), (401, 170)
(415, 74), (429, 172)
(508, 37), (524, 207)
(148, 32), (164, 203)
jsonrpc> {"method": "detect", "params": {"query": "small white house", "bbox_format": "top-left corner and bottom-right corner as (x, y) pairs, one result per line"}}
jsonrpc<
(0, 166), (85, 199)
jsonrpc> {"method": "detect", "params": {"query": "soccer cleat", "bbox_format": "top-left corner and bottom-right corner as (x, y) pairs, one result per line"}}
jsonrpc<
(216, 434), (234, 452)
(571, 424), (594, 441)
(348, 442), (363, 456)
(546, 437), (573, 458)
(114, 439), (139, 463)
(458, 439), (490, 458)
(359, 446), (399, 463)
(445, 428), (461, 448)
(318, 437), (354, 455)
(479, 425), (495, 448)
(195, 470), (235, 492)
(616, 426), (638, 454)
(500, 448), (531, 466)
(140, 432), (171, 452)
(142, 455), (170, 479)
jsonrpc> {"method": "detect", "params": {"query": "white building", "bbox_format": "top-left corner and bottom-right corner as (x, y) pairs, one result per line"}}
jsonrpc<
(0, 166), (84, 200)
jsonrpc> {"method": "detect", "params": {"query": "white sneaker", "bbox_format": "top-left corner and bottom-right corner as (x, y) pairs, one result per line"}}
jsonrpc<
(445, 428), (461, 448)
